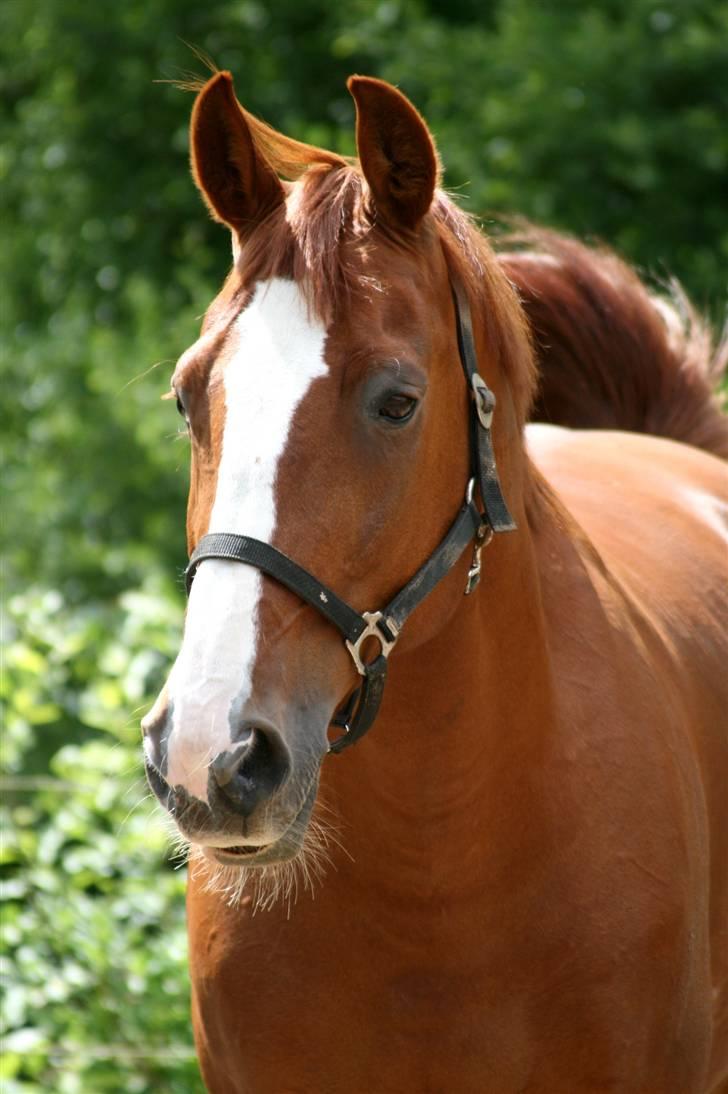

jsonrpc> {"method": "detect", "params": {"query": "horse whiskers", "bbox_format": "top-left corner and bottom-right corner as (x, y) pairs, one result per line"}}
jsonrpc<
(308, 793), (354, 863)
(158, 810), (193, 863)
(115, 791), (155, 837)
(186, 807), (343, 915)
(116, 357), (173, 395)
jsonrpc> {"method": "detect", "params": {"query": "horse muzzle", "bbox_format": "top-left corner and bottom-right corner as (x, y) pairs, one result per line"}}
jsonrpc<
(142, 702), (320, 857)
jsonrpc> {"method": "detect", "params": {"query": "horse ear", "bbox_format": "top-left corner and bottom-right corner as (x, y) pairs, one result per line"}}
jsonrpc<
(190, 71), (284, 235)
(347, 76), (440, 230)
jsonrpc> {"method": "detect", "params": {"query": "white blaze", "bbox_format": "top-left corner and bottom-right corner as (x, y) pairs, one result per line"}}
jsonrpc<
(164, 278), (328, 800)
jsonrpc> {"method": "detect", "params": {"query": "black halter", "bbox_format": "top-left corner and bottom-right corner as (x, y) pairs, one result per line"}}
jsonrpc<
(185, 278), (516, 753)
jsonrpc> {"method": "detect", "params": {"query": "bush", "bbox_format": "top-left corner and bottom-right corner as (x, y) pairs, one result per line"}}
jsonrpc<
(1, 584), (201, 1092)
(1, 1), (724, 1088)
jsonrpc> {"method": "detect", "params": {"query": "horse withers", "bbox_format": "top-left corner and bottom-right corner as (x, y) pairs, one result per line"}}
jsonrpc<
(141, 71), (728, 1092)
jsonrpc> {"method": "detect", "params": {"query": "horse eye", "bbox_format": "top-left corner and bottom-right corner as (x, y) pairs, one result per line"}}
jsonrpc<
(174, 392), (188, 420)
(378, 393), (418, 423)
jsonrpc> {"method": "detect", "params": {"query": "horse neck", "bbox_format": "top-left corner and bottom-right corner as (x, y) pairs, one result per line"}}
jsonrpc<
(319, 456), (561, 897)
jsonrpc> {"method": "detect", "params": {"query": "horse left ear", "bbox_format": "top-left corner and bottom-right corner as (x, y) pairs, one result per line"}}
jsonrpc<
(190, 71), (284, 236)
(348, 76), (440, 231)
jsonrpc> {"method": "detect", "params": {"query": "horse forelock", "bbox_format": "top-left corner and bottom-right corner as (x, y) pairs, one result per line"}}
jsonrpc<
(234, 160), (536, 427)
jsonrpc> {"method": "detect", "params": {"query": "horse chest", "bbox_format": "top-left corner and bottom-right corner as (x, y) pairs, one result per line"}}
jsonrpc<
(188, 869), (710, 1093)
(191, 918), (528, 1091)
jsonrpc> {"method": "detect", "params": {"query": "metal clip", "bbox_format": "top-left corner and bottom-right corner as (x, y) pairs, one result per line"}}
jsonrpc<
(464, 523), (493, 595)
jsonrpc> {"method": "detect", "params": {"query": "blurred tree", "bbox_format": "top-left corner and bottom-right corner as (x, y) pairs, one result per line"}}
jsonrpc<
(1, 3), (725, 1088)
(2, 0), (725, 597)
(1, 0), (366, 601)
(370, 0), (728, 309)
(3, 0), (725, 331)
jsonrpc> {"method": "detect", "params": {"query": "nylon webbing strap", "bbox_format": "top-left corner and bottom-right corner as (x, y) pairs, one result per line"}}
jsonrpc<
(451, 280), (516, 533)
(186, 534), (367, 644)
(328, 654), (388, 754)
(384, 499), (482, 630)
(183, 276), (516, 754)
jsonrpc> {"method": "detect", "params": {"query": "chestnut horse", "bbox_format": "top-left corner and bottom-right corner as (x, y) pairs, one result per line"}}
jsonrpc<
(142, 71), (728, 1092)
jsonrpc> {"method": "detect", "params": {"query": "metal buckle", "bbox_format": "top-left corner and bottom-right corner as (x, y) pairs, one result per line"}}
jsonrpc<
(345, 611), (399, 676)
(471, 374), (495, 429)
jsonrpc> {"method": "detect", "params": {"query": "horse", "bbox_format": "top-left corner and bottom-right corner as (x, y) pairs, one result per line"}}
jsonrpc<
(141, 71), (728, 1092)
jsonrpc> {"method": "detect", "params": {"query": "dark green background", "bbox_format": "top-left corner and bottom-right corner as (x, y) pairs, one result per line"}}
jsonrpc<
(2, 1), (726, 1089)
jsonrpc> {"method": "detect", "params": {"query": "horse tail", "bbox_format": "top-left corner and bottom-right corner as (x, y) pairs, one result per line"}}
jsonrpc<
(498, 229), (728, 459)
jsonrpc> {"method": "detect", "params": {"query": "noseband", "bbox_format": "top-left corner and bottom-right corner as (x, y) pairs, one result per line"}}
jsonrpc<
(185, 278), (515, 753)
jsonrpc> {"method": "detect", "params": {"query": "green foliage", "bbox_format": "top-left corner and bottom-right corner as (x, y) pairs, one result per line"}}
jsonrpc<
(1, 1), (725, 1089)
(370, 0), (728, 313)
(1, 585), (200, 1091)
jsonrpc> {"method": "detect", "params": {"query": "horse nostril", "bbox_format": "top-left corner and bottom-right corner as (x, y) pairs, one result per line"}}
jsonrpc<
(210, 731), (253, 786)
(211, 726), (290, 817)
(141, 699), (173, 776)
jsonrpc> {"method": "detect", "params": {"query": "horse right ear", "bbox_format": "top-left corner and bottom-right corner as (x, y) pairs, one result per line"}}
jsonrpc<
(348, 76), (440, 231)
(190, 72), (284, 236)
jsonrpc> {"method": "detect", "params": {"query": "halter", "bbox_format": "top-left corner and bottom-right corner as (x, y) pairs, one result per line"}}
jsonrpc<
(185, 278), (516, 753)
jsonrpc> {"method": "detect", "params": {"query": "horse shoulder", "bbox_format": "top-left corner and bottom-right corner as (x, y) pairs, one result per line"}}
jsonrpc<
(525, 423), (728, 1086)
(527, 424), (728, 678)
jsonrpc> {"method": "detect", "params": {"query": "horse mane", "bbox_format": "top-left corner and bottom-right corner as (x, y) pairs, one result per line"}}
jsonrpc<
(499, 228), (728, 459)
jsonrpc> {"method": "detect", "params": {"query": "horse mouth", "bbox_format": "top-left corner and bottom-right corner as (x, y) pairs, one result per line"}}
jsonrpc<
(197, 778), (319, 869)
(206, 843), (272, 864)
(201, 835), (297, 869)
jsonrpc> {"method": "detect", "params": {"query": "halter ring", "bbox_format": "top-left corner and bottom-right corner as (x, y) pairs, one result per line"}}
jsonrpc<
(345, 611), (400, 676)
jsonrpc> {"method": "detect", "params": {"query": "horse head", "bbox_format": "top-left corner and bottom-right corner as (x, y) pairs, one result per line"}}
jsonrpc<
(142, 71), (533, 877)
